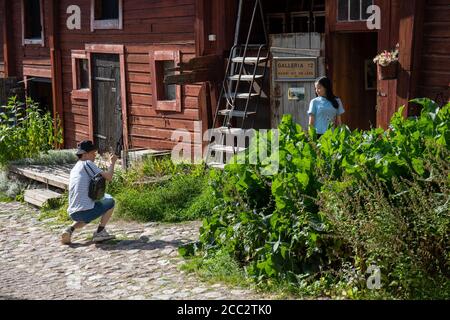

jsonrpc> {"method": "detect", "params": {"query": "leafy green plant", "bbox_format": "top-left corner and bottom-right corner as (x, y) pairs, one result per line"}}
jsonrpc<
(191, 98), (450, 299)
(0, 96), (63, 165)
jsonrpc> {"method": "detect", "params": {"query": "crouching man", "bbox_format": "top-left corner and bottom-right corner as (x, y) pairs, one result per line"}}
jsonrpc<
(61, 140), (117, 245)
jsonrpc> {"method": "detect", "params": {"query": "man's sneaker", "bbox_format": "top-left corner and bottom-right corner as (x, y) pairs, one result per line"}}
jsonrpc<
(61, 228), (73, 245)
(93, 229), (115, 242)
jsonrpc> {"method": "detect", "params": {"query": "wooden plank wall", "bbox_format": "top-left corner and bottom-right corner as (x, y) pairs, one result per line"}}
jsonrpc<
(9, 0), (52, 78)
(56, 0), (201, 150)
(0, 0), (4, 77)
(376, 0), (401, 128)
(332, 32), (378, 131)
(417, 0), (450, 104)
(270, 33), (325, 130)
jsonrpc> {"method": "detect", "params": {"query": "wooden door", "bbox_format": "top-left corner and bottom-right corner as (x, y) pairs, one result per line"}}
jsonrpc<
(92, 54), (122, 154)
(270, 33), (326, 129)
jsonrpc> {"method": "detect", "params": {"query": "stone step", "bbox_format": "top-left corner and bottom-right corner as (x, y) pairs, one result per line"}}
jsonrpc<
(24, 189), (63, 208)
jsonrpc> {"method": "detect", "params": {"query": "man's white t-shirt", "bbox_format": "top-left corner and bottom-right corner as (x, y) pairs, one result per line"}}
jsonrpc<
(67, 160), (103, 215)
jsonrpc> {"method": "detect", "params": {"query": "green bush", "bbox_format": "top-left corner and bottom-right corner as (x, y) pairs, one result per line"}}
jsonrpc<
(0, 168), (27, 201)
(0, 96), (63, 165)
(9, 150), (78, 166)
(187, 98), (450, 299)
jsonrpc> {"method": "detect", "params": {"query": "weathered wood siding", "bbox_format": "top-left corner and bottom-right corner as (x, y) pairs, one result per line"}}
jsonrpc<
(0, 0), (5, 77)
(58, 0), (201, 150)
(8, 0), (52, 78)
(418, 0), (450, 103)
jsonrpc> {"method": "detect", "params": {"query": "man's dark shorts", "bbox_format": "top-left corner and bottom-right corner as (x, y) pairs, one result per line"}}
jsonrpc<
(70, 198), (115, 223)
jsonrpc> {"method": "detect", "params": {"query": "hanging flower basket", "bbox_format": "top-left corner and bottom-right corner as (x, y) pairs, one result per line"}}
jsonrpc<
(374, 44), (399, 80)
(377, 61), (398, 80)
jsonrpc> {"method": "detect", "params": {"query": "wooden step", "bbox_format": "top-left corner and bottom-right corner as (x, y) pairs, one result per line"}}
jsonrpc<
(232, 57), (268, 64)
(24, 189), (63, 208)
(228, 74), (264, 81)
(10, 165), (71, 190)
(218, 110), (256, 117)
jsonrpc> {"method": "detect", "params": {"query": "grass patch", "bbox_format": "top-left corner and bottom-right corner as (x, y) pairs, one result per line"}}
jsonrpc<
(109, 155), (214, 223)
(0, 192), (13, 203)
(180, 249), (251, 288)
(115, 172), (214, 223)
(39, 195), (71, 225)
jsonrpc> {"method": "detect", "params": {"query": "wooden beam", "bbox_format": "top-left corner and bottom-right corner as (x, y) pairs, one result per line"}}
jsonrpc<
(171, 54), (222, 72)
(49, 0), (65, 147)
(165, 69), (219, 85)
(396, 0), (425, 114)
(195, 0), (207, 56)
(2, 0), (14, 76)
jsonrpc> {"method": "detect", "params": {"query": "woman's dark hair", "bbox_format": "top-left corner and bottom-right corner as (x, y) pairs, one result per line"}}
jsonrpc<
(316, 76), (339, 109)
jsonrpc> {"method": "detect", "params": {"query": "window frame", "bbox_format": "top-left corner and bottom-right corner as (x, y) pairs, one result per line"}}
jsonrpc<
(149, 50), (182, 112)
(71, 50), (91, 100)
(337, 0), (374, 22)
(91, 0), (123, 32)
(22, 0), (44, 46)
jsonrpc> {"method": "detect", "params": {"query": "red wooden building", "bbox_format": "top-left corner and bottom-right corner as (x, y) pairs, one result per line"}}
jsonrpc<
(0, 0), (449, 154)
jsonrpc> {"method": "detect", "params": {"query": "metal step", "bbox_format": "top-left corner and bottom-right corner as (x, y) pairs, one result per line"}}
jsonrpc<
(224, 92), (259, 99)
(211, 145), (247, 154)
(228, 75), (264, 81)
(24, 189), (62, 208)
(213, 127), (246, 135)
(232, 57), (268, 64)
(218, 110), (256, 117)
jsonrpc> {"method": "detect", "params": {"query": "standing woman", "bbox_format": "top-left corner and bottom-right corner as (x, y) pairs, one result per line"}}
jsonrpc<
(308, 77), (345, 137)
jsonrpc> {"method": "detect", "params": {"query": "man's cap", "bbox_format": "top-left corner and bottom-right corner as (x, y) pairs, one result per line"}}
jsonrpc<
(76, 140), (97, 155)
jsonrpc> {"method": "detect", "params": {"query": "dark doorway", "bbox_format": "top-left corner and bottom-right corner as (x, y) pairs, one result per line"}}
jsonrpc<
(92, 53), (123, 154)
(27, 77), (53, 115)
(332, 32), (378, 130)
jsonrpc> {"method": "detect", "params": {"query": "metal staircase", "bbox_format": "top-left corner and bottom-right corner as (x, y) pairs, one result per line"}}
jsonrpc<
(206, 0), (269, 169)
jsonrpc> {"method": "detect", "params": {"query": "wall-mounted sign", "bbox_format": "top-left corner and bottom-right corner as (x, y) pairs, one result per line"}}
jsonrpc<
(288, 87), (305, 101)
(274, 57), (317, 82)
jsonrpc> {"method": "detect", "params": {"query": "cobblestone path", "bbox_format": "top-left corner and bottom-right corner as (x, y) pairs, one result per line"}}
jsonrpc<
(0, 202), (266, 300)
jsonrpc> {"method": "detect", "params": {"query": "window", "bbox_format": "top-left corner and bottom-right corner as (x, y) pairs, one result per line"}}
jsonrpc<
(91, 0), (123, 31)
(95, 0), (119, 20)
(267, 0), (325, 34)
(158, 61), (177, 101)
(338, 0), (374, 21)
(71, 51), (90, 99)
(77, 59), (90, 89)
(22, 0), (44, 45)
(150, 51), (181, 112)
